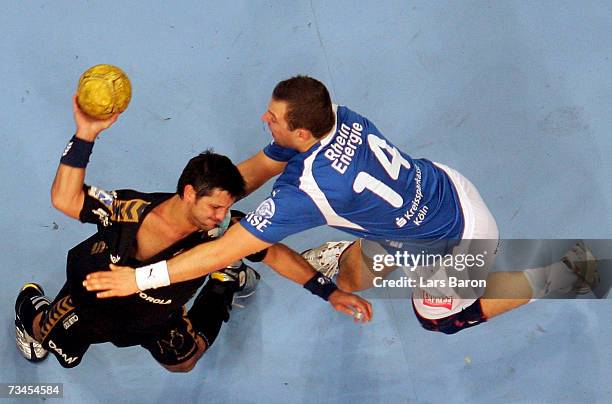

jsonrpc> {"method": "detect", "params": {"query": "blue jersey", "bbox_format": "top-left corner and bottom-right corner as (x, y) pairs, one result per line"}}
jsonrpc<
(241, 105), (464, 244)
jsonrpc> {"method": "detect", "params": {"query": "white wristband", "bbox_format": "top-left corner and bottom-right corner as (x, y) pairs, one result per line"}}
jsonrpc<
(135, 261), (171, 291)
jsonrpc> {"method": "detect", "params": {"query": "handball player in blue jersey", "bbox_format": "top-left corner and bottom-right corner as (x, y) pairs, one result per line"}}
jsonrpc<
(86, 76), (598, 334)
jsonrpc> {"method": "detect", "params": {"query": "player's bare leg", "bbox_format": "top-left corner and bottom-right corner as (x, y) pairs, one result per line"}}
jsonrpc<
(32, 312), (44, 342)
(481, 241), (599, 319)
(336, 241), (398, 292)
(336, 241), (365, 292)
(306, 240), (600, 322)
(479, 272), (531, 319)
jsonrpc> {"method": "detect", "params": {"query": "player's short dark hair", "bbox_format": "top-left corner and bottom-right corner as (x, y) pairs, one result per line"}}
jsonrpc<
(177, 150), (246, 200)
(272, 75), (335, 138)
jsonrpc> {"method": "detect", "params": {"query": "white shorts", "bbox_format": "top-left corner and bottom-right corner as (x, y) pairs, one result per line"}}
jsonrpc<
(360, 163), (499, 320)
(411, 163), (499, 319)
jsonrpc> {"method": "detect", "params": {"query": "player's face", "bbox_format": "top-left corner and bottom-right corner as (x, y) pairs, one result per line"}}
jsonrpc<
(261, 99), (298, 149)
(189, 188), (235, 231)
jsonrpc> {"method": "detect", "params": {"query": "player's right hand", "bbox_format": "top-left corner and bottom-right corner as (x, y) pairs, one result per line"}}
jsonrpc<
(83, 264), (139, 298)
(328, 290), (373, 323)
(72, 94), (119, 141)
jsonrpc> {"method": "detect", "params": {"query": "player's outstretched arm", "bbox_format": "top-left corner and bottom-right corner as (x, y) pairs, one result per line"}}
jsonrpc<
(84, 222), (273, 297)
(262, 243), (320, 285)
(263, 243), (372, 322)
(237, 150), (287, 197)
(51, 95), (118, 219)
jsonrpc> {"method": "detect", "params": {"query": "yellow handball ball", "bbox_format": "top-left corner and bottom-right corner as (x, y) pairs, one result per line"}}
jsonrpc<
(76, 64), (131, 119)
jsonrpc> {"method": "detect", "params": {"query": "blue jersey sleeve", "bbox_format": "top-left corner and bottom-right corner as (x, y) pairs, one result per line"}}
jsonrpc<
(262, 141), (299, 162)
(240, 187), (325, 243)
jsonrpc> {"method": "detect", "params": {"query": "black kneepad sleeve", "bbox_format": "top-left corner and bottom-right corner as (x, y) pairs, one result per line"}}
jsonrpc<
(413, 299), (487, 335)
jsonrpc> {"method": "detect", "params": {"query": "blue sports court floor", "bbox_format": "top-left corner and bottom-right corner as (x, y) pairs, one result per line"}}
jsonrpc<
(2, 1), (611, 402)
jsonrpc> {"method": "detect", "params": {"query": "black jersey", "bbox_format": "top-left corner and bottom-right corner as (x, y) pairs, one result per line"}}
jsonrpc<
(64, 185), (262, 346)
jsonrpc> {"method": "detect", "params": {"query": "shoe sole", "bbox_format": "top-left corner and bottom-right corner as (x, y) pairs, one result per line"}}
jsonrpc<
(15, 323), (48, 362)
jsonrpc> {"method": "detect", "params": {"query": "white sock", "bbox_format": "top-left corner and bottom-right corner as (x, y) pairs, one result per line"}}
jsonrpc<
(523, 261), (578, 299)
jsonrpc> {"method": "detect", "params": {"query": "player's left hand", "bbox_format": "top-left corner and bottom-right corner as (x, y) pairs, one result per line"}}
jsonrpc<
(328, 290), (373, 323)
(83, 264), (139, 298)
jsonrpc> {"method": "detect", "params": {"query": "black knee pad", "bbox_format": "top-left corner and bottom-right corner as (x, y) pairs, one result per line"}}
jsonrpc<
(413, 299), (487, 335)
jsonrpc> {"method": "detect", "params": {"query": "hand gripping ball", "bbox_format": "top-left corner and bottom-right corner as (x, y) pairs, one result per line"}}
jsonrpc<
(76, 64), (131, 119)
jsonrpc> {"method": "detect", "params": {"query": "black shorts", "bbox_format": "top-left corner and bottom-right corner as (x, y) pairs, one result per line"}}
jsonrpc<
(40, 286), (202, 368)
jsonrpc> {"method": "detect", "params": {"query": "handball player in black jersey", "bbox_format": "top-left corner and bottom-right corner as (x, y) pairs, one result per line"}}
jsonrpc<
(14, 95), (372, 370)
